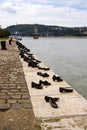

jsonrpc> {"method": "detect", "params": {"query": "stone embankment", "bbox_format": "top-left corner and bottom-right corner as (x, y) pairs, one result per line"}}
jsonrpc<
(0, 39), (87, 130)
(19, 41), (87, 130)
(0, 40), (36, 130)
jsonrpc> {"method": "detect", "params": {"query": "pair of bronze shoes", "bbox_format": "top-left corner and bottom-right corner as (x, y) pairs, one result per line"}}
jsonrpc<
(44, 87), (73, 108)
(45, 96), (59, 108)
(39, 80), (51, 86)
(31, 80), (51, 89)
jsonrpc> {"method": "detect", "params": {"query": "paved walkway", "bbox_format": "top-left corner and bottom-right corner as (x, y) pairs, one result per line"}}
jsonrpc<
(0, 40), (36, 130)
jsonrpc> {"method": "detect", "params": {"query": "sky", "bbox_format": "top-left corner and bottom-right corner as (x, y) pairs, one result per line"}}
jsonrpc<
(0, 0), (87, 28)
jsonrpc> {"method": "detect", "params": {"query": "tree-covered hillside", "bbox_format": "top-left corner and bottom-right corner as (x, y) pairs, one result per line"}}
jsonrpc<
(6, 24), (87, 37)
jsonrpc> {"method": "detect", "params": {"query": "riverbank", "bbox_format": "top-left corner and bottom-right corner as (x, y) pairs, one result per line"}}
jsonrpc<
(0, 39), (87, 130)
(19, 41), (87, 129)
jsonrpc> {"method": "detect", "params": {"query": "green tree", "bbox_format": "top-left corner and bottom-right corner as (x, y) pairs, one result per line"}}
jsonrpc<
(0, 28), (10, 38)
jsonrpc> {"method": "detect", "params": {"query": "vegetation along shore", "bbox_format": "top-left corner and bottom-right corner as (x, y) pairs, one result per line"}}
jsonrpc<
(7, 24), (87, 37)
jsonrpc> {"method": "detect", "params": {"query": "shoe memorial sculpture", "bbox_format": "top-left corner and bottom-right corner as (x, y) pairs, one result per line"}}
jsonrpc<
(52, 75), (63, 82)
(45, 96), (59, 108)
(39, 80), (51, 86)
(59, 87), (73, 93)
(31, 82), (43, 89)
(37, 72), (49, 77)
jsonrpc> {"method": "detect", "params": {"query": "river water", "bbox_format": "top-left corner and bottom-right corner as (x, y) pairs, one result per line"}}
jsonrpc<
(21, 37), (87, 99)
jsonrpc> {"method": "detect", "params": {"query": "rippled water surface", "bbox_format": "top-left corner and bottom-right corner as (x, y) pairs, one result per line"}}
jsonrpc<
(21, 37), (87, 99)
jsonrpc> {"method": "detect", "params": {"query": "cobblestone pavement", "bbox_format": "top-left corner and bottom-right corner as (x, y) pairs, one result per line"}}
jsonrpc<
(0, 40), (36, 130)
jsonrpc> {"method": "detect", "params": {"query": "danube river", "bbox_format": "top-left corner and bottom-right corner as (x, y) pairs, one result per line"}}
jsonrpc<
(21, 37), (87, 99)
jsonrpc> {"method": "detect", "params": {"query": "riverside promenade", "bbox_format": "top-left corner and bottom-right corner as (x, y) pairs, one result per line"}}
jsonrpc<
(0, 40), (36, 130)
(20, 42), (87, 129)
(0, 39), (87, 130)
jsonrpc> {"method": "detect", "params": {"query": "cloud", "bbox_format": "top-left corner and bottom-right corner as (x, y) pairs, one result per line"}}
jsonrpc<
(0, 0), (87, 28)
(2, 6), (17, 13)
(0, 0), (17, 13)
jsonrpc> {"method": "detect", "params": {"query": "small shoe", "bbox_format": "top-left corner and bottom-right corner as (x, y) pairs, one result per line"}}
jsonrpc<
(45, 96), (59, 108)
(44, 81), (51, 85)
(44, 68), (50, 71)
(53, 97), (60, 102)
(38, 66), (50, 71)
(31, 82), (43, 89)
(37, 72), (49, 77)
(45, 96), (59, 102)
(39, 80), (51, 86)
(59, 87), (73, 93)
(45, 96), (49, 102)
(37, 72), (42, 76)
(42, 73), (49, 77)
(52, 75), (63, 82)
(49, 97), (58, 108)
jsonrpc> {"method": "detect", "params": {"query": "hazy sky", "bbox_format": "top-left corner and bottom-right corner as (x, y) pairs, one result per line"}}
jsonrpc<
(0, 0), (87, 28)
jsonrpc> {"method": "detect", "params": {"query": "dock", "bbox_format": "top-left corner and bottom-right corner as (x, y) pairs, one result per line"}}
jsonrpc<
(0, 39), (87, 130)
